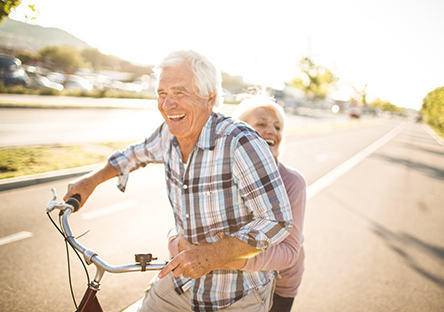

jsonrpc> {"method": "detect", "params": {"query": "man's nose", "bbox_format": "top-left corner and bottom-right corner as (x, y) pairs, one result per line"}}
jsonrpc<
(162, 95), (176, 110)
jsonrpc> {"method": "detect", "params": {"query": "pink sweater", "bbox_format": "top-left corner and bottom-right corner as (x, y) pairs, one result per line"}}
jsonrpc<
(168, 160), (306, 298)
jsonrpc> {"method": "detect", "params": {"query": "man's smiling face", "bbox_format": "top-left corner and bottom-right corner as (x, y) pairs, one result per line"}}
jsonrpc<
(157, 65), (213, 148)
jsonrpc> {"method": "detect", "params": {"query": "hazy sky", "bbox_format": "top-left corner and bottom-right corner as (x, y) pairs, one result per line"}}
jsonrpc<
(10, 0), (444, 110)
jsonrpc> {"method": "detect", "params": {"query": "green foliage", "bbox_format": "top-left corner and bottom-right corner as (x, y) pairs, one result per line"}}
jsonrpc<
(33, 46), (153, 77)
(0, 142), (135, 179)
(369, 98), (403, 112)
(0, 145), (110, 179)
(24, 3), (39, 22)
(17, 50), (39, 64)
(288, 57), (337, 101)
(81, 48), (154, 77)
(0, 81), (26, 94)
(39, 45), (85, 73)
(0, 0), (21, 23)
(38, 88), (61, 96)
(0, 81), (6, 93)
(422, 87), (444, 134)
(81, 48), (119, 70)
(350, 84), (368, 105)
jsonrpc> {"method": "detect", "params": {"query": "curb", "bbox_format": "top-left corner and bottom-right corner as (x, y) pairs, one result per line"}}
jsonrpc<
(0, 164), (101, 192)
(423, 124), (444, 147)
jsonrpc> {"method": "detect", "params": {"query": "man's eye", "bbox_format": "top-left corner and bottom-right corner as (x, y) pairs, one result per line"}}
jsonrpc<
(275, 126), (281, 131)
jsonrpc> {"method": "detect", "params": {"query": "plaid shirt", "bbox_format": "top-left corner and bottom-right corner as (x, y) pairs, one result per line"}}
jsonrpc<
(109, 112), (292, 311)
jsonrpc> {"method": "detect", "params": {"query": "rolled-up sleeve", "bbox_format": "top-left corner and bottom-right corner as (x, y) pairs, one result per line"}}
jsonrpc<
(231, 135), (293, 251)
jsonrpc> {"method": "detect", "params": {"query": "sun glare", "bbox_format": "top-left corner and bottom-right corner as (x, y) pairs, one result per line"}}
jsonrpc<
(7, 0), (444, 110)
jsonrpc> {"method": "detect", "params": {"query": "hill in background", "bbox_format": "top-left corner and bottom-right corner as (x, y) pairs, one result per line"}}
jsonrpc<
(0, 18), (90, 52)
(0, 18), (250, 97)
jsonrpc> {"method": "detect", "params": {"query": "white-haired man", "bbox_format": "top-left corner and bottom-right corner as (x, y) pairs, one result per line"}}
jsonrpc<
(64, 50), (292, 312)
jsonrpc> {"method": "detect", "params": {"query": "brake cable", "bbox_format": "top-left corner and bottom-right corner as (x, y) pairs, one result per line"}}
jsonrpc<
(47, 211), (90, 309)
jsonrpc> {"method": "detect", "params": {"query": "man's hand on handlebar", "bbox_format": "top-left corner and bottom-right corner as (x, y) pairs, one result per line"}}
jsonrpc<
(63, 175), (96, 210)
(63, 161), (118, 210)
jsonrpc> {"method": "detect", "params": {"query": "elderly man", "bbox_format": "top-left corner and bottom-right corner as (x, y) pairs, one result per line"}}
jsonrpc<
(64, 50), (292, 312)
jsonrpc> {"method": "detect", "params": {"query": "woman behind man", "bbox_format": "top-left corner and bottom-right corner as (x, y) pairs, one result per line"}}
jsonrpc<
(168, 92), (306, 312)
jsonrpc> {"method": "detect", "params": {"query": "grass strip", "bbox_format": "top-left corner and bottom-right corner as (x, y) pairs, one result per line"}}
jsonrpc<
(0, 142), (132, 180)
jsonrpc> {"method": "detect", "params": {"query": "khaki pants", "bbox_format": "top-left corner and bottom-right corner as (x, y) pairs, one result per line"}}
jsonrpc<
(137, 273), (275, 312)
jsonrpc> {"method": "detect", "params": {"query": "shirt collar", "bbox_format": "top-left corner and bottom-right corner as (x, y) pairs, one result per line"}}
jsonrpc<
(195, 112), (219, 151)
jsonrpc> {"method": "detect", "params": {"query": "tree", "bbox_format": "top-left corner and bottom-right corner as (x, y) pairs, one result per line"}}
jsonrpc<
(39, 46), (85, 73)
(81, 48), (108, 70)
(81, 48), (126, 70)
(24, 3), (39, 22)
(0, 0), (21, 23)
(287, 56), (337, 102)
(422, 87), (444, 134)
(369, 98), (403, 113)
(351, 84), (368, 105)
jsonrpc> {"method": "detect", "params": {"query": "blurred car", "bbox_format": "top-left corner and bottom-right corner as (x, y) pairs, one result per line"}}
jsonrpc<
(33, 75), (64, 91)
(0, 54), (29, 86)
(46, 72), (65, 84)
(413, 114), (423, 123)
(63, 75), (94, 91)
(349, 107), (362, 119)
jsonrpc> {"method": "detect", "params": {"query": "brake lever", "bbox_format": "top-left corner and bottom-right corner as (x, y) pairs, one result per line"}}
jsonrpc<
(46, 188), (74, 213)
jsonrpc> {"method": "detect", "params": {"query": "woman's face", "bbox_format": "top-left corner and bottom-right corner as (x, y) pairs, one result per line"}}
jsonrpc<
(244, 107), (283, 158)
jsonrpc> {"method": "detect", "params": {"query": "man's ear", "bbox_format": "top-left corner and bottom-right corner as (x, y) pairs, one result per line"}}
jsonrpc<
(207, 93), (215, 109)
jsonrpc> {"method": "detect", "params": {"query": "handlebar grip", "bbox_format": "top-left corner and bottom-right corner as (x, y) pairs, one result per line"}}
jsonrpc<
(65, 194), (81, 212)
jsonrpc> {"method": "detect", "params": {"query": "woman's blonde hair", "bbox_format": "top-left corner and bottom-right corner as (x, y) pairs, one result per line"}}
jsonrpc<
(233, 87), (285, 129)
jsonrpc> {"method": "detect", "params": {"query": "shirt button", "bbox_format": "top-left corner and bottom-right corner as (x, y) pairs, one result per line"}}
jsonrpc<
(185, 214), (190, 219)
(183, 184), (188, 189)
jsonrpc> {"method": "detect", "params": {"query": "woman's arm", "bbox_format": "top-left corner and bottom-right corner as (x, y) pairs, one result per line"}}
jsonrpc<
(241, 163), (306, 271)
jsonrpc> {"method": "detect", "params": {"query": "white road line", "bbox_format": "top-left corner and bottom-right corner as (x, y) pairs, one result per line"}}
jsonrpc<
(307, 122), (407, 200)
(81, 200), (138, 220)
(0, 231), (33, 246)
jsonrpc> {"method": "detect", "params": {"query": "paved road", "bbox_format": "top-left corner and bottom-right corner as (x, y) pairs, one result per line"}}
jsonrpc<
(1, 116), (443, 311)
(288, 121), (444, 312)
(0, 94), (371, 148)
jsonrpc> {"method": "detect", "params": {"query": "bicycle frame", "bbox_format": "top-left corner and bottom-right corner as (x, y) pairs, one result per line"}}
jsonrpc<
(47, 188), (166, 312)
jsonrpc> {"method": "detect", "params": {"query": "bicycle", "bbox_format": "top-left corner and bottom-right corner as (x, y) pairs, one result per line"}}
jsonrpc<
(46, 188), (167, 312)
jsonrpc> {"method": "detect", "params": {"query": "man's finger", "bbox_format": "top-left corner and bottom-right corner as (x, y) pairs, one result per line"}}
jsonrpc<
(158, 256), (180, 279)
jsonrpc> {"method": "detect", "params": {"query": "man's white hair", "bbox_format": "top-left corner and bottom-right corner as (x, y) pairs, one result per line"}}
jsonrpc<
(153, 50), (223, 109)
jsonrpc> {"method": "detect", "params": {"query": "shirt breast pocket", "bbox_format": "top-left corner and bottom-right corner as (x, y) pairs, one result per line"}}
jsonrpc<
(195, 182), (243, 238)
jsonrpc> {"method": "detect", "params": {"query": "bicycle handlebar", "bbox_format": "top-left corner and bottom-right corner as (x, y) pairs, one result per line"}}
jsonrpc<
(61, 207), (166, 272)
(65, 193), (81, 212)
(47, 188), (166, 285)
